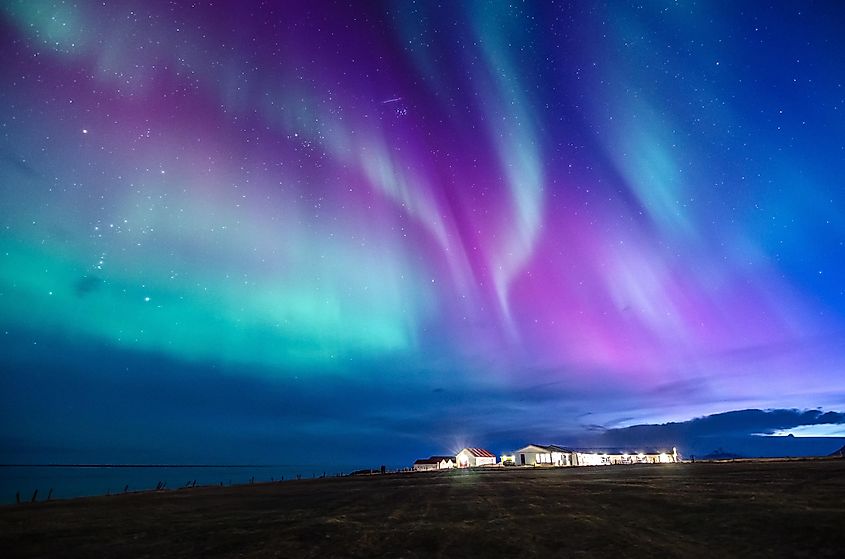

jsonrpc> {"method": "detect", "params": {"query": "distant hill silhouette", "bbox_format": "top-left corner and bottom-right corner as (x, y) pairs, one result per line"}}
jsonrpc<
(699, 449), (745, 460)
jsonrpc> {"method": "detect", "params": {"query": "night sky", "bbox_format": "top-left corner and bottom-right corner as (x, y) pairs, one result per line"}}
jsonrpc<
(2, 1), (845, 467)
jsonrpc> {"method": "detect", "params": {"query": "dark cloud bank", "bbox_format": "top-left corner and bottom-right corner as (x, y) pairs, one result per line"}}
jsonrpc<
(580, 409), (845, 459)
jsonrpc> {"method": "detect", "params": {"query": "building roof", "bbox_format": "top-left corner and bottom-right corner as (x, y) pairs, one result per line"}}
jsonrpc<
(539, 444), (574, 453)
(515, 444), (574, 454)
(414, 455), (456, 465)
(546, 444), (574, 453)
(461, 447), (495, 458)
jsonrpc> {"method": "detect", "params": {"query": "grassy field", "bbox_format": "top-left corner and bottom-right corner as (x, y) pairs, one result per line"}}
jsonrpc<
(1, 459), (843, 558)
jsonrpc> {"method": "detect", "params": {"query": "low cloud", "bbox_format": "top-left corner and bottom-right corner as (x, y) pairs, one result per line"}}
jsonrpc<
(579, 409), (845, 458)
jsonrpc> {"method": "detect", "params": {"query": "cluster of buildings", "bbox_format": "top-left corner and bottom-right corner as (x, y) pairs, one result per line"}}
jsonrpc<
(413, 444), (678, 471)
(411, 448), (497, 471)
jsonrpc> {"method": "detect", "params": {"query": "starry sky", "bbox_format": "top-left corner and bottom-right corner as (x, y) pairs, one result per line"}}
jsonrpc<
(2, 1), (845, 466)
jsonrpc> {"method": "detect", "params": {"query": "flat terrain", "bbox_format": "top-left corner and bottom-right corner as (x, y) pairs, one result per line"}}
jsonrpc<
(1, 459), (844, 558)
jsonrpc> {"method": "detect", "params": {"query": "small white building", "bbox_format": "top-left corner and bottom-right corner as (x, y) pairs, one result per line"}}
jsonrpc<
(412, 455), (455, 471)
(431, 456), (456, 469)
(456, 447), (497, 467)
(513, 444), (573, 466)
(413, 458), (440, 471)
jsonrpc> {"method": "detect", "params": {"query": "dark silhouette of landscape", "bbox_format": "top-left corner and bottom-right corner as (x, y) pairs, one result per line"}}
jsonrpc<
(2, 459), (844, 558)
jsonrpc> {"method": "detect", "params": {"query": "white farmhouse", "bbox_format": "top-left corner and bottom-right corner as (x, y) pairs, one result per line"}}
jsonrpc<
(456, 447), (497, 467)
(512, 444), (573, 466)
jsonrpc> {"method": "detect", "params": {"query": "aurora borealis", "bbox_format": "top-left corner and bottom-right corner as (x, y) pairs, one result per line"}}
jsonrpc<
(2, 1), (845, 465)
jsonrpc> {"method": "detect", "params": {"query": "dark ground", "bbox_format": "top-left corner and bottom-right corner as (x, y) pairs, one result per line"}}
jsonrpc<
(1, 459), (843, 558)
